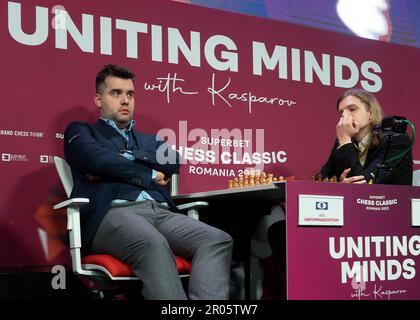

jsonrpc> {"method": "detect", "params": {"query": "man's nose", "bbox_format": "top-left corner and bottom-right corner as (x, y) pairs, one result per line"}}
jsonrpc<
(121, 94), (129, 105)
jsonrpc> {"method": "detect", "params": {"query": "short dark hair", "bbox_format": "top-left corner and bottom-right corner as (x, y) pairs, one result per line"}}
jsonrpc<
(96, 64), (135, 93)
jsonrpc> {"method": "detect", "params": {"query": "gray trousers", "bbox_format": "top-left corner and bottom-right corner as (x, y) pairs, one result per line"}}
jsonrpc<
(90, 201), (233, 300)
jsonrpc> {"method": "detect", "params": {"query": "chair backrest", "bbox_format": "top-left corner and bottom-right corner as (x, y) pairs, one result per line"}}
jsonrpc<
(54, 156), (73, 197)
(413, 170), (420, 186)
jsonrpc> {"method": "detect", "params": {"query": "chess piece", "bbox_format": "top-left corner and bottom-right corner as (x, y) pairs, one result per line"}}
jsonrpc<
(250, 177), (255, 186)
(313, 173), (323, 182)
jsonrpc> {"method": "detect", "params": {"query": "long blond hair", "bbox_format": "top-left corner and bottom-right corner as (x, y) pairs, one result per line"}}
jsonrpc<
(336, 88), (384, 146)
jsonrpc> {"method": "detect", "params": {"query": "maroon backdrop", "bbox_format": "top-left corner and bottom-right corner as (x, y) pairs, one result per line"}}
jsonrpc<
(1, 0), (419, 266)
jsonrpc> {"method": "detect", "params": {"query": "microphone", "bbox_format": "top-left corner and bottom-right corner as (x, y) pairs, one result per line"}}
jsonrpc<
(372, 115), (414, 182)
(373, 116), (407, 135)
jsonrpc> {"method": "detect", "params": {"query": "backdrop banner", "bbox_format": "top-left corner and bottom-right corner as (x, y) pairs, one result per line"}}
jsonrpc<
(1, 0), (419, 267)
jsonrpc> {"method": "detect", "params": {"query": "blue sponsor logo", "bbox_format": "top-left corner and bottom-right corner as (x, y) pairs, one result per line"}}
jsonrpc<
(316, 201), (328, 210)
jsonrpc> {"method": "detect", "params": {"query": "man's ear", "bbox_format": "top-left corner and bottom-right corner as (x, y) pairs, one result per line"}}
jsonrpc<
(94, 93), (101, 108)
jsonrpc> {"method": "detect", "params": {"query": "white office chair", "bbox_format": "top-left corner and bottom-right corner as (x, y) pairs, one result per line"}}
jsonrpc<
(413, 170), (420, 186)
(52, 156), (208, 281)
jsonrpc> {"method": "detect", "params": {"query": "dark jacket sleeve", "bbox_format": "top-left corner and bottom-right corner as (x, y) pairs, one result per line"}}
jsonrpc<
(131, 135), (181, 178)
(64, 121), (153, 188)
(321, 134), (413, 185)
(326, 142), (365, 179)
(320, 140), (342, 179)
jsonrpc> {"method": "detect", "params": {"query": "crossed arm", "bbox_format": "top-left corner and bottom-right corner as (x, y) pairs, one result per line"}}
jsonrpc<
(64, 122), (180, 187)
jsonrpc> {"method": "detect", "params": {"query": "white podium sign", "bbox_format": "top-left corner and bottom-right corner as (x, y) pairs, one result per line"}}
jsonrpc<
(411, 199), (420, 226)
(298, 194), (344, 226)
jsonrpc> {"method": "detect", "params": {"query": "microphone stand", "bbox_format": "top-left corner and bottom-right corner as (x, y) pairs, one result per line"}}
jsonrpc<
(373, 134), (394, 184)
(371, 117), (415, 183)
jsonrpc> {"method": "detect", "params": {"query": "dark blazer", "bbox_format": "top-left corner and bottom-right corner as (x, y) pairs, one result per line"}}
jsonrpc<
(320, 133), (413, 185)
(64, 120), (181, 246)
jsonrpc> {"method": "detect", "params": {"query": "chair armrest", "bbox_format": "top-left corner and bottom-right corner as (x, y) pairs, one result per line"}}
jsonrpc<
(53, 198), (89, 210)
(176, 201), (208, 211)
(53, 198), (89, 249)
(176, 201), (208, 220)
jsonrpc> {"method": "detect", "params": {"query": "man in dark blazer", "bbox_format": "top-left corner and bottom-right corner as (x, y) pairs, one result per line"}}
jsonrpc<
(320, 88), (412, 185)
(64, 64), (233, 299)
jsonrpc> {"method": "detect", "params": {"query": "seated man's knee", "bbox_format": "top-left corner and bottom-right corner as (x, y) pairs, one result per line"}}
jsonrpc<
(142, 233), (170, 252)
(216, 229), (234, 249)
(206, 227), (233, 249)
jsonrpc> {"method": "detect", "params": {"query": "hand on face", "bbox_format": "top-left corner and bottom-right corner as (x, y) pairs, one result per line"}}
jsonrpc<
(336, 109), (360, 145)
(336, 95), (372, 145)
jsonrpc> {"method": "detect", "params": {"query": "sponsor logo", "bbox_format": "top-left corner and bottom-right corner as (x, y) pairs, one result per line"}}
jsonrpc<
(40, 155), (49, 163)
(0, 129), (44, 138)
(316, 201), (328, 210)
(356, 195), (397, 212)
(40, 155), (55, 164)
(1, 153), (28, 162)
(2, 153), (11, 161)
